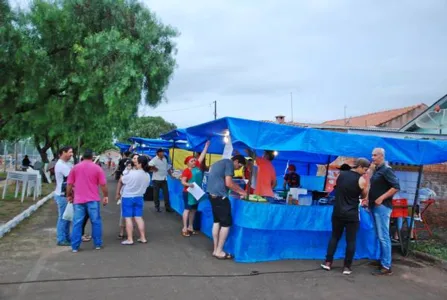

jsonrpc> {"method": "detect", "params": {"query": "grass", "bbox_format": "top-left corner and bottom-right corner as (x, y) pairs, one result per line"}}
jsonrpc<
(413, 239), (447, 261)
(0, 182), (55, 223)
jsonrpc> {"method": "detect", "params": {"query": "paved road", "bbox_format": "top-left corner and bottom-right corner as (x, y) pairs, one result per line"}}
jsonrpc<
(0, 177), (447, 300)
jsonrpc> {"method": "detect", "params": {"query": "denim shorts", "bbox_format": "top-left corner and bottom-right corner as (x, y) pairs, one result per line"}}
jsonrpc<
(121, 196), (144, 218)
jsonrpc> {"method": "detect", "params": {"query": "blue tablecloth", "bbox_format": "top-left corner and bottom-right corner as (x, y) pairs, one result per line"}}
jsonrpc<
(168, 178), (380, 263)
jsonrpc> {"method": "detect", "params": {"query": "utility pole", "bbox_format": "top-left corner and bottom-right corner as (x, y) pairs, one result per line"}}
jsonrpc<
(290, 92), (294, 122)
(344, 105), (347, 126)
(213, 100), (217, 120)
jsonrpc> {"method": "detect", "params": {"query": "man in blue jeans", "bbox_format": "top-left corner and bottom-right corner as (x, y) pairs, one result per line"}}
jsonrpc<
(368, 148), (400, 276)
(54, 146), (74, 246)
(66, 149), (108, 253)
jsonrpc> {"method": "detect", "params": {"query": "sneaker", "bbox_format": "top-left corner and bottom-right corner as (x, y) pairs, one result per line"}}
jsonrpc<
(165, 207), (174, 213)
(72, 249), (78, 253)
(342, 267), (352, 275)
(95, 246), (102, 250)
(121, 240), (134, 246)
(372, 267), (393, 276)
(57, 241), (71, 247)
(320, 261), (332, 271)
(155, 207), (161, 213)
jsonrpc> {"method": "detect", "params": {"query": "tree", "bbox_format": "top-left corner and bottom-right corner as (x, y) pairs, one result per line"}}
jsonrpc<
(118, 116), (177, 142)
(2, 0), (178, 162)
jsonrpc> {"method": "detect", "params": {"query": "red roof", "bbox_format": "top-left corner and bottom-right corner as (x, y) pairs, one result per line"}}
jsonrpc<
(323, 104), (427, 127)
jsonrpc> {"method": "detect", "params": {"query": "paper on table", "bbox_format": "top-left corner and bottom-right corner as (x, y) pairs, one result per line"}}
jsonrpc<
(187, 182), (206, 200)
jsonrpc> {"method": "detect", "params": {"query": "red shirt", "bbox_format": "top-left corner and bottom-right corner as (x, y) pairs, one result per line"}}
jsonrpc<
(254, 157), (276, 197)
(182, 160), (202, 192)
(181, 168), (193, 192)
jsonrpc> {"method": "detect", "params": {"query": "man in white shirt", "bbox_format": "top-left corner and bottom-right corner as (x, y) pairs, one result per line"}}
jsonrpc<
(149, 149), (173, 213)
(54, 146), (73, 246)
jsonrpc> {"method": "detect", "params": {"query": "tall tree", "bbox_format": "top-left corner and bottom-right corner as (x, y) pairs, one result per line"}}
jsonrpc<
(118, 116), (177, 142)
(3, 0), (178, 162)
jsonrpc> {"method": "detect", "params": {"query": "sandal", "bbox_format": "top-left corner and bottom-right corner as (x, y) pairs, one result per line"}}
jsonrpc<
(181, 230), (191, 237)
(82, 235), (92, 242)
(214, 252), (233, 260)
(188, 229), (199, 235)
(137, 239), (148, 244)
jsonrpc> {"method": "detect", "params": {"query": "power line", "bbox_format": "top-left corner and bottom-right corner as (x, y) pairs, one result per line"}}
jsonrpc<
(0, 261), (372, 286)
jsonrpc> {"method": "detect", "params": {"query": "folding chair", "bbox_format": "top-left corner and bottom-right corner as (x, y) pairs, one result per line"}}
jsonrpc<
(413, 199), (435, 239)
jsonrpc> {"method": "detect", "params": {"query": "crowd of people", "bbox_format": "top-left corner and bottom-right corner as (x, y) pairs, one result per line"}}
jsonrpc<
(53, 144), (401, 276)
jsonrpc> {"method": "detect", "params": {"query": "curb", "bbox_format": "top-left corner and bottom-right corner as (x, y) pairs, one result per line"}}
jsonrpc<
(412, 250), (447, 271)
(0, 192), (54, 239)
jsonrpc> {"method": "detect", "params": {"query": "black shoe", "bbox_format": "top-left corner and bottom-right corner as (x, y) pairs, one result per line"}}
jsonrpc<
(372, 267), (393, 276)
(165, 207), (174, 213)
(155, 207), (161, 213)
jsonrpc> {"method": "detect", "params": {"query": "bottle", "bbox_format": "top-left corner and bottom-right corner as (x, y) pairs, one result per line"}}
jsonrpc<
(288, 194), (293, 205)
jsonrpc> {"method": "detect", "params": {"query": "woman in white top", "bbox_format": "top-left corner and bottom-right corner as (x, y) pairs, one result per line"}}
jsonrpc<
(116, 155), (150, 245)
(116, 153), (139, 239)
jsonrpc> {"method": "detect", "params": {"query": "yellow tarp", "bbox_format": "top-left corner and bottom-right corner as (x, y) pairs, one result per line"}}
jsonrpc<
(169, 149), (222, 171)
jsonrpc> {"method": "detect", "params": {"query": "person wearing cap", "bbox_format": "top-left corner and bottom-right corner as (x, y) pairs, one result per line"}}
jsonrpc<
(180, 141), (210, 237)
(207, 155), (247, 260)
(66, 149), (108, 252)
(283, 164), (301, 190)
(149, 149), (174, 213)
(321, 158), (370, 275)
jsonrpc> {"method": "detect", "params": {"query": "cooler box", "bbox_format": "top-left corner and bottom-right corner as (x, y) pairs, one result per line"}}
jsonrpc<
(391, 198), (408, 218)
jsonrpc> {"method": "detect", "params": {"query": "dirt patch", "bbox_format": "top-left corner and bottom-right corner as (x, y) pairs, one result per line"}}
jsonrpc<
(0, 201), (57, 260)
(0, 183), (55, 223)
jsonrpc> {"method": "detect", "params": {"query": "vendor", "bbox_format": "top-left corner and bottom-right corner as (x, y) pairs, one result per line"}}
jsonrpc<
(248, 149), (276, 200)
(283, 164), (300, 190)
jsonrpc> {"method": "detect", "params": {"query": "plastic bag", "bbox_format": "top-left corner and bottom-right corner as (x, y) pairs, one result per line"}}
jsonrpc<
(62, 203), (74, 221)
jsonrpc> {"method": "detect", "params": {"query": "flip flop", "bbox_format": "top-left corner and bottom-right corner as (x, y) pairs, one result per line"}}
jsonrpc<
(137, 239), (148, 244)
(188, 230), (199, 235)
(121, 240), (134, 245)
(214, 253), (233, 260)
(181, 231), (191, 237)
(82, 236), (92, 242)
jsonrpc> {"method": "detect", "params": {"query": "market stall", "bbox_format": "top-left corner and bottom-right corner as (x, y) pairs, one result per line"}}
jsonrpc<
(163, 117), (447, 263)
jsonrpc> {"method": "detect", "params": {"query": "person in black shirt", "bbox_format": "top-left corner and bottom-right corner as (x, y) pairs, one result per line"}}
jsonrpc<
(321, 158), (370, 275)
(283, 164), (301, 190)
(369, 148), (400, 276)
(22, 155), (32, 170)
(115, 151), (131, 180)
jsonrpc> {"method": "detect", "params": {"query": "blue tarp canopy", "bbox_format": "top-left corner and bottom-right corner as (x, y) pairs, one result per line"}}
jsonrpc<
(160, 129), (187, 141)
(114, 142), (131, 153)
(128, 137), (191, 151)
(179, 117), (447, 165)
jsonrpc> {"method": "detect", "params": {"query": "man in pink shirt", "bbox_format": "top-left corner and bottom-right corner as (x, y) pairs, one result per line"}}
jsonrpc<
(67, 149), (108, 252)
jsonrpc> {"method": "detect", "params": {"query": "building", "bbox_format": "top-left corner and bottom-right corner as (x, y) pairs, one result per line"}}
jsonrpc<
(399, 93), (447, 134)
(322, 104), (427, 129)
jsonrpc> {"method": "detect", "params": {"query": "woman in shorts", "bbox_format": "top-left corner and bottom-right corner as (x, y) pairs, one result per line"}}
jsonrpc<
(180, 141), (210, 237)
(116, 155), (150, 245)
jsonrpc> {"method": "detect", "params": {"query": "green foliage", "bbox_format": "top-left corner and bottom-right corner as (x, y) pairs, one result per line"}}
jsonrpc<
(0, 0), (178, 161)
(118, 116), (177, 142)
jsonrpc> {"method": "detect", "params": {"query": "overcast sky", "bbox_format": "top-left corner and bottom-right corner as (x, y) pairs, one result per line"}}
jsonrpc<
(12, 0), (447, 128)
(139, 0), (447, 128)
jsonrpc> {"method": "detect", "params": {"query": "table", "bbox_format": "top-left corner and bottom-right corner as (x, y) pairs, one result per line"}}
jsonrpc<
(2, 171), (39, 203)
(168, 177), (380, 263)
